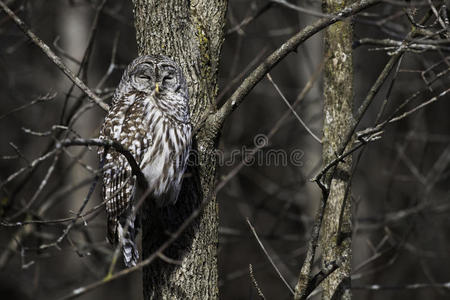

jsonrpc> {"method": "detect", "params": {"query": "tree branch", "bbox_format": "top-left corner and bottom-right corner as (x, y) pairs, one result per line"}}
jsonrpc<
(56, 187), (214, 300)
(57, 138), (147, 189)
(296, 260), (340, 300)
(214, 0), (381, 126)
(0, 0), (109, 111)
(246, 219), (294, 295)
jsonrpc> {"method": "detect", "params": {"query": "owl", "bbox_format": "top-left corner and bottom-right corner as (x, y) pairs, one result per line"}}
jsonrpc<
(98, 55), (192, 267)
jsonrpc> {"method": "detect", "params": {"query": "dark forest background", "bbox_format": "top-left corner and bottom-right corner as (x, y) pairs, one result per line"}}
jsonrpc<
(0, 0), (449, 299)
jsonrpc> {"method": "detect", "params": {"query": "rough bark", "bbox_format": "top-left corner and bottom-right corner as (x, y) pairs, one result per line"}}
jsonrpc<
(131, 1), (227, 299)
(319, 0), (354, 298)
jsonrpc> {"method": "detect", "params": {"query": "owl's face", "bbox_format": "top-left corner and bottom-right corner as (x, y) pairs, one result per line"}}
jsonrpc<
(112, 55), (190, 123)
(127, 56), (187, 97)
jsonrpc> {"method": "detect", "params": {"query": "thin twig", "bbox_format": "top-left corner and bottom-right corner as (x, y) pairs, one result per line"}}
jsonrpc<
(0, 0), (109, 111)
(38, 154), (103, 250)
(246, 218), (295, 295)
(60, 0), (108, 123)
(9, 152), (61, 219)
(313, 133), (382, 187)
(271, 0), (328, 18)
(352, 282), (450, 290)
(57, 189), (215, 300)
(298, 260), (340, 299)
(266, 73), (321, 143)
(215, 61), (323, 193)
(226, 2), (273, 35)
(249, 264), (266, 299)
(57, 138), (147, 189)
(215, 0), (381, 126)
(335, 11), (434, 157)
(0, 93), (56, 121)
(335, 53), (402, 157)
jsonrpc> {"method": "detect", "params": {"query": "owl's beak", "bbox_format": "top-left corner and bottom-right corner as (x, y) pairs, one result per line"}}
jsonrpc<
(155, 83), (160, 94)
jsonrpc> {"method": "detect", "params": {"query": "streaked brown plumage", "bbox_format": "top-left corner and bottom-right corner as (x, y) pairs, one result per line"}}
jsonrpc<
(99, 55), (191, 267)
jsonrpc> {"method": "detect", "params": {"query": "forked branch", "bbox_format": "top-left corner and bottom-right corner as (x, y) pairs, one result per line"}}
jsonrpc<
(214, 0), (381, 126)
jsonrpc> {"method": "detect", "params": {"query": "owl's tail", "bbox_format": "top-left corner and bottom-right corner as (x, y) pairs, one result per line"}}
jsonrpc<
(117, 211), (140, 267)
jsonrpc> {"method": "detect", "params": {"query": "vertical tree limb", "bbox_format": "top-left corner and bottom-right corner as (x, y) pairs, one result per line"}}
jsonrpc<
(131, 1), (227, 299)
(319, 0), (354, 298)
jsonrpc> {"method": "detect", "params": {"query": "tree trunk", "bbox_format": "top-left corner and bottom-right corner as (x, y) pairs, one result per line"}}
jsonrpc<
(320, 0), (354, 298)
(131, 1), (227, 299)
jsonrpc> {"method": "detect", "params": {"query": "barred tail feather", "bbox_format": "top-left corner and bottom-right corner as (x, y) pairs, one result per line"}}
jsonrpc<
(117, 213), (139, 267)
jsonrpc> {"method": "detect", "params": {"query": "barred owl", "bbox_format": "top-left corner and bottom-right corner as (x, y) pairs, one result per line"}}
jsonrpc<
(98, 55), (191, 267)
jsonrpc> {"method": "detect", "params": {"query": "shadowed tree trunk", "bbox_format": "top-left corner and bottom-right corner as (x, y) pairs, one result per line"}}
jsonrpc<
(131, 1), (227, 299)
(319, 0), (354, 299)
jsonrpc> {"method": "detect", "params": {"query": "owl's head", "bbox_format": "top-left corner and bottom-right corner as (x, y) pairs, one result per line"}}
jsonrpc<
(125, 55), (188, 99)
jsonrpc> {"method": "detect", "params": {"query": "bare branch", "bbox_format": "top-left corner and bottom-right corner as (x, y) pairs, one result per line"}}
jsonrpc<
(215, 61), (323, 193)
(352, 282), (450, 291)
(0, 0), (109, 111)
(293, 190), (327, 299)
(57, 138), (147, 189)
(246, 218), (295, 295)
(214, 0), (381, 126)
(266, 73), (321, 144)
(56, 188), (215, 300)
(249, 264), (266, 300)
(296, 260), (340, 300)
(271, 0), (328, 18)
(9, 151), (61, 219)
(0, 93), (56, 121)
(226, 2), (273, 35)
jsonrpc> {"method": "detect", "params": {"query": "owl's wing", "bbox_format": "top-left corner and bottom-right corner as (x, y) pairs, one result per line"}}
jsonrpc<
(102, 151), (136, 244)
(99, 93), (147, 244)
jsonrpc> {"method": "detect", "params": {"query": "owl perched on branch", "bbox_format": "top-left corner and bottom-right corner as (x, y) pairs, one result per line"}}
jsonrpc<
(99, 55), (192, 267)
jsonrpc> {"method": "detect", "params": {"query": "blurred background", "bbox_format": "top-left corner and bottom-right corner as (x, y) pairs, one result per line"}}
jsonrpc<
(0, 0), (449, 299)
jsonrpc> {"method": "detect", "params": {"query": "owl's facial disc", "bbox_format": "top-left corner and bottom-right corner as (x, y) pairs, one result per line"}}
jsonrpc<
(130, 63), (156, 92)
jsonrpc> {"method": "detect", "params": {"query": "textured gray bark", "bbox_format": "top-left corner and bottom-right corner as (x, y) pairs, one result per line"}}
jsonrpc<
(320, 0), (354, 298)
(131, 1), (227, 299)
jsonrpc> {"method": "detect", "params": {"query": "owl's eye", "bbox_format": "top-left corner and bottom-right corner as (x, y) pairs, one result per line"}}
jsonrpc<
(137, 74), (151, 80)
(162, 74), (175, 85)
